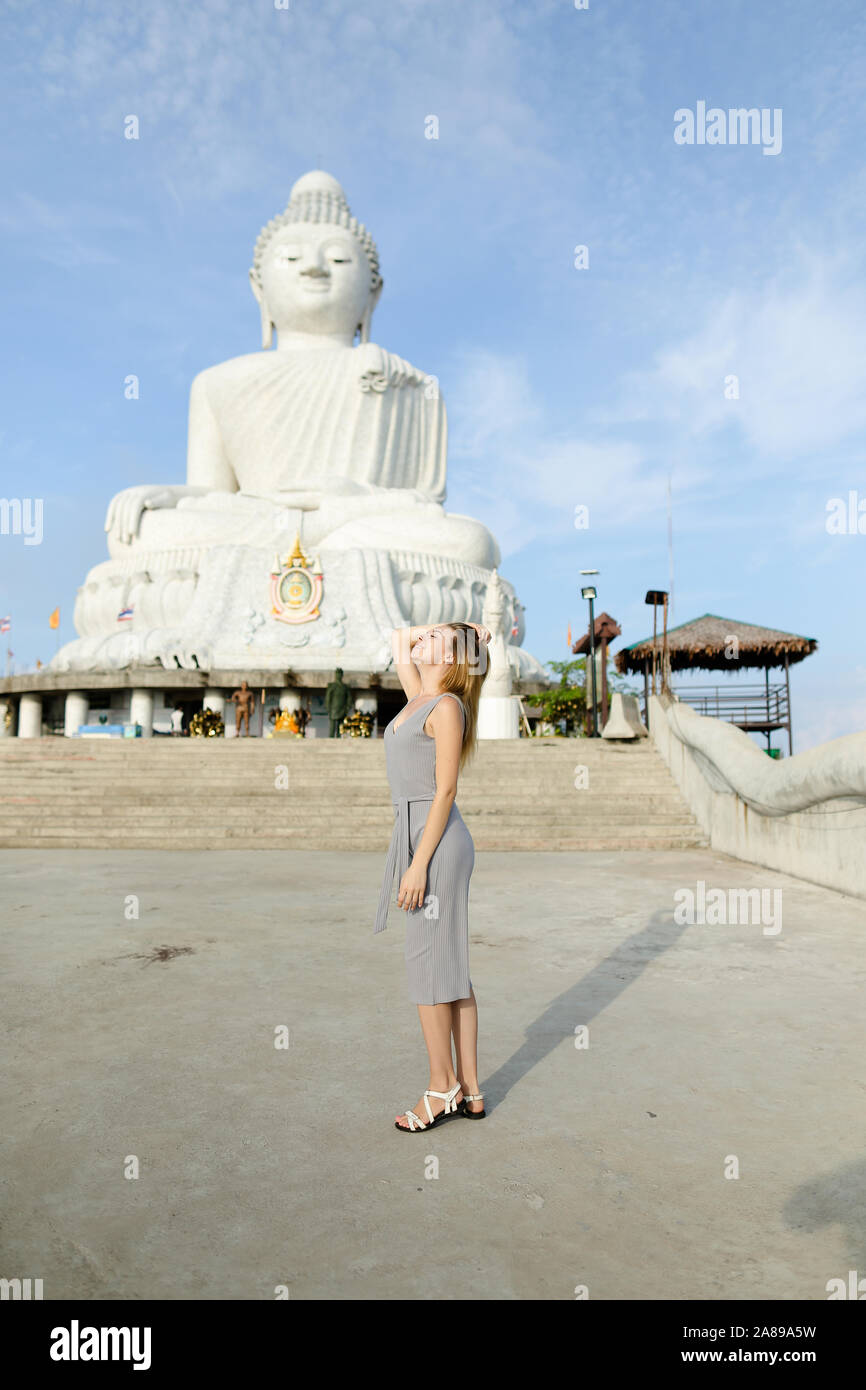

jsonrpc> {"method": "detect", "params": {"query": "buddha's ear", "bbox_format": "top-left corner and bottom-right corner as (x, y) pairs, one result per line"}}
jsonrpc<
(249, 269), (273, 350)
(358, 280), (383, 344)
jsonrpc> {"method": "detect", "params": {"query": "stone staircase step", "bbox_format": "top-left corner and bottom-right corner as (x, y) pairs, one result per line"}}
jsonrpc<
(0, 794), (694, 806)
(1, 834), (708, 851)
(0, 803), (681, 817)
(0, 737), (708, 850)
(0, 817), (706, 836)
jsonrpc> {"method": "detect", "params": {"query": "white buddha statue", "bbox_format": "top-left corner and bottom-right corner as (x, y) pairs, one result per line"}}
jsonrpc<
(53, 171), (546, 680)
(104, 170), (495, 568)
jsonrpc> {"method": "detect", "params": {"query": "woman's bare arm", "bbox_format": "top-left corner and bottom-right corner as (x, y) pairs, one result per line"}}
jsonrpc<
(390, 625), (431, 699)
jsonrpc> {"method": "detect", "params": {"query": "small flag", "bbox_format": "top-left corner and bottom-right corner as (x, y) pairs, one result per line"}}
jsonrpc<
(49, 607), (60, 629)
(117, 606), (134, 622)
(0, 617), (10, 633)
(567, 620), (572, 647)
(510, 622), (519, 637)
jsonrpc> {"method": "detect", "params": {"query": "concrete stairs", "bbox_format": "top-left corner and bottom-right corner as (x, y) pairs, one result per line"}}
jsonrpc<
(0, 736), (708, 850)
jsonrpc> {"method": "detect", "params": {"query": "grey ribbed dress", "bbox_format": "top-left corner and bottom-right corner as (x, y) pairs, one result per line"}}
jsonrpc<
(374, 692), (474, 1005)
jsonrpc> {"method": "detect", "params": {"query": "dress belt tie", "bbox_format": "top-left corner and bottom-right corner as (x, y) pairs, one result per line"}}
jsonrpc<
(374, 794), (436, 934)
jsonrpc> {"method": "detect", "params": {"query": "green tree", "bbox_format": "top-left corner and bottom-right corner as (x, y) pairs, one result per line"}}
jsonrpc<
(524, 658), (587, 735)
(525, 658), (637, 736)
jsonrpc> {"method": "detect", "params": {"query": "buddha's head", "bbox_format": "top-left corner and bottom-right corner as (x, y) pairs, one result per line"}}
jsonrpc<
(250, 171), (383, 347)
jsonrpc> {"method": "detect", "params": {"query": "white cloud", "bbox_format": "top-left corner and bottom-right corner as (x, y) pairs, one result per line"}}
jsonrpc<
(613, 252), (866, 460)
(5, 0), (594, 203)
(446, 351), (541, 459)
(796, 668), (866, 750)
(0, 193), (139, 266)
(443, 346), (697, 557)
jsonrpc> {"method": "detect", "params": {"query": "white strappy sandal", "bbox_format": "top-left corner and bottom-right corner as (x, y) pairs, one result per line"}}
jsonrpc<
(395, 1082), (463, 1133)
(459, 1092), (486, 1119)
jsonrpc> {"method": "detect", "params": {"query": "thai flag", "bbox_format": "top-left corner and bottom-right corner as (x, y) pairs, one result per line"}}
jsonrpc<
(0, 617), (10, 633)
(117, 606), (134, 622)
(511, 622), (519, 637)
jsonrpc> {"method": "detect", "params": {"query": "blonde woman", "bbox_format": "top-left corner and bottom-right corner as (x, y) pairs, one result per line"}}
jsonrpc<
(374, 621), (492, 1132)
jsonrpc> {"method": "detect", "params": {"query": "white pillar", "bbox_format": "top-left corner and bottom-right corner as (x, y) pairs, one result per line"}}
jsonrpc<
(129, 688), (154, 738)
(0, 698), (15, 738)
(64, 691), (89, 737)
(18, 692), (43, 738)
(202, 688), (226, 718)
(477, 695), (520, 739)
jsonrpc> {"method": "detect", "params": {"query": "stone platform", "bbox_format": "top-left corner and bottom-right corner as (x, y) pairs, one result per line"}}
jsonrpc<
(0, 845), (860, 1299)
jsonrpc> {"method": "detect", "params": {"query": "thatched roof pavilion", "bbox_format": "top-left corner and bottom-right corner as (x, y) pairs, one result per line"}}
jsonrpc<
(615, 614), (818, 755)
(614, 614), (817, 675)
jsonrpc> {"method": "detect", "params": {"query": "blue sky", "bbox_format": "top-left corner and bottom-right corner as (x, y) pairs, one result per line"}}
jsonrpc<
(1, 0), (864, 749)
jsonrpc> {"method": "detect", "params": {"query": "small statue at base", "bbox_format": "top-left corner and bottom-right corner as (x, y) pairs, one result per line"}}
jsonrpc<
(340, 709), (374, 738)
(230, 680), (256, 737)
(269, 703), (311, 737)
(325, 668), (351, 737)
(190, 706), (225, 739)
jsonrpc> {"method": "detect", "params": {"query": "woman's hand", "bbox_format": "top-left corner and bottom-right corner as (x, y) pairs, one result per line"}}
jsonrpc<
(468, 622), (492, 645)
(397, 861), (428, 912)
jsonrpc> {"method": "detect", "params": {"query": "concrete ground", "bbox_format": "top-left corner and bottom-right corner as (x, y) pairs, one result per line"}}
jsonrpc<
(0, 847), (863, 1301)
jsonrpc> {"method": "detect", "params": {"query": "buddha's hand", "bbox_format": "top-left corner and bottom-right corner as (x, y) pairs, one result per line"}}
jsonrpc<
(267, 489), (324, 511)
(105, 484), (204, 545)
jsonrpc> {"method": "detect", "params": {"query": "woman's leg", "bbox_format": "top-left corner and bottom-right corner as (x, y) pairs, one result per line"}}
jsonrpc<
(451, 987), (482, 1112)
(394, 1002), (461, 1129)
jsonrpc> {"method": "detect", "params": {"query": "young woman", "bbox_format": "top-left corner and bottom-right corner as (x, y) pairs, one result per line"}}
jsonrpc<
(374, 621), (491, 1132)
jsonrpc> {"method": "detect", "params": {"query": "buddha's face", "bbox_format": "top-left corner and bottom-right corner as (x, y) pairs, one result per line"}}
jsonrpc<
(257, 223), (373, 338)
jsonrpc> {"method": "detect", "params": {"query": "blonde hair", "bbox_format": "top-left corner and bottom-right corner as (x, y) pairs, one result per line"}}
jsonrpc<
(439, 623), (489, 769)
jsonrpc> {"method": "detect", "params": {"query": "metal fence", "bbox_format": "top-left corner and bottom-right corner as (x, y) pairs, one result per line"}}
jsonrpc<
(640, 683), (792, 753)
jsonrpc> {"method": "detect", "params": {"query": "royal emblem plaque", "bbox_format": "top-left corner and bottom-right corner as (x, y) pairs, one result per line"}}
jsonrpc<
(270, 534), (323, 625)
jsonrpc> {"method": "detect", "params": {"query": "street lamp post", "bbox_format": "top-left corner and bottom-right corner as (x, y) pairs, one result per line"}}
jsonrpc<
(644, 589), (669, 698)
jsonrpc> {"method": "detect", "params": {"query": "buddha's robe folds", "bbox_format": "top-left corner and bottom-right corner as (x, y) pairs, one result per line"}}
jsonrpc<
(188, 343), (447, 501)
